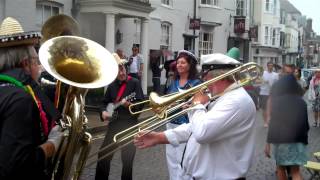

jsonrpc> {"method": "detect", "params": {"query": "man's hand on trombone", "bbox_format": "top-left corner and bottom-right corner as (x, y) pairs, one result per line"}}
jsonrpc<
(191, 91), (210, 106)
(133, 131), (169, 149)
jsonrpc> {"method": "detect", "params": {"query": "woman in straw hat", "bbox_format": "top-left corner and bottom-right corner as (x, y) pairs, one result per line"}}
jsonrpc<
(0, 17), (64, 179)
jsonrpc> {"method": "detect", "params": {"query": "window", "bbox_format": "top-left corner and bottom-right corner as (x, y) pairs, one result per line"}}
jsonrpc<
(272, 29), (276, 45)
(161, 0), (172, 6)
(280, 31), (285, 47)
(36, 1), (62, 26)
(199, 32), (214, 56)
(236, 0), (246, 16)
(160, 22), (172, 51)
(265, 0), (273, 12)
(273, 0), (277, 15)
(264, 26), (269, 45)
(285, 33), (291, 48)
(201, 0), (218, 6)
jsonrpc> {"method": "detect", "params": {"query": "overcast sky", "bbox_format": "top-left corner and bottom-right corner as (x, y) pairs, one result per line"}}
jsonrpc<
(288, 0), (320, 34)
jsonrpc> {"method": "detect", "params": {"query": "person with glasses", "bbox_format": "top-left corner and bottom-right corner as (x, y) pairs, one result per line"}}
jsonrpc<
(0, 17), (64, 179)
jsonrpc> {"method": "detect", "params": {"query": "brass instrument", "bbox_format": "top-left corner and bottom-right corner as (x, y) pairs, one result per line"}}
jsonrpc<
(41, 14), (80, 109)
(39, 36), (118, 180)
(85, 62), (262, 166)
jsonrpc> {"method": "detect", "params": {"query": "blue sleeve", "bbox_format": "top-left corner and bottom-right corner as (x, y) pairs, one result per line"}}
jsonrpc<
(166, 80), (177, 94)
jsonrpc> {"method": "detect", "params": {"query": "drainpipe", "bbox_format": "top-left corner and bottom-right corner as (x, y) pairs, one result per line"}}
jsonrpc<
(193, 0), (196, 54)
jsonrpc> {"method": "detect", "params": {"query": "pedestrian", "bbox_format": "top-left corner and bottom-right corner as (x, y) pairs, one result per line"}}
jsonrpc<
(150, 50), (164, 94)
(128, 45), (143, 80)
(134, 53), (256, 180)
(259, 62), (279, 127)
(308, 70), (320, 127)
(294, 68), (308, 94)
(164, 60), (176, 93)
(0, 17), (64, 180)
(95, 53), (144, 180)
(164, 50), (201, 180)
(265, 74), (309, 180)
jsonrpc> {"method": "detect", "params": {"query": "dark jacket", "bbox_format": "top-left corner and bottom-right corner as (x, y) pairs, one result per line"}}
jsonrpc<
(0, 69), (51, 179)
(267, 74), (309, 144)
(101, 76), (144, 124)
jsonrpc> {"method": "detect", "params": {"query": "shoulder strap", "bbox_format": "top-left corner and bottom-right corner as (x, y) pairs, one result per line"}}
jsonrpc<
(0, 74), (50, 137)
(0, 74), (27, 91)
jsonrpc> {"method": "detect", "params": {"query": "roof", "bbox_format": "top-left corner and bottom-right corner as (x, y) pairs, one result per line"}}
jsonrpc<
(280, 0), (301, 14)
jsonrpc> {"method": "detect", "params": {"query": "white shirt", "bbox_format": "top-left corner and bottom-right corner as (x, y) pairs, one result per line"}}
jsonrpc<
(259, 71), (279, 95)
(164, 87), (256, 180)
(129, 56), (139, 73)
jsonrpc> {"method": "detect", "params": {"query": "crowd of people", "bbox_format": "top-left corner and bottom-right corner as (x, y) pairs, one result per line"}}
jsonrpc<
(0, 14), (315, 180)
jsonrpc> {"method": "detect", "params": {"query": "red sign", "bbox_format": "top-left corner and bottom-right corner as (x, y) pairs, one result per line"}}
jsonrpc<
(189, 19), (201, 30)
(234, 18), (245, 34)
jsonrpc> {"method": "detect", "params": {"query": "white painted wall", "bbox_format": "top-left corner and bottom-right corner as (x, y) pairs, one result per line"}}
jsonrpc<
(0, 0), (73, 32)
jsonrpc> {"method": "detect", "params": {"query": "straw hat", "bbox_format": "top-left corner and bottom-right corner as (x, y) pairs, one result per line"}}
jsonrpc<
(0, 17), (41, 48)
(112, 53), (128, 65)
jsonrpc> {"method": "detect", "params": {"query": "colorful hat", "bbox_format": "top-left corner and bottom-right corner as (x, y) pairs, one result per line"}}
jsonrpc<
(226, 47), (240, 60)
(112, 53), (128, 65)
(0, 17), (41, 48)
(176, 50), (198, 63)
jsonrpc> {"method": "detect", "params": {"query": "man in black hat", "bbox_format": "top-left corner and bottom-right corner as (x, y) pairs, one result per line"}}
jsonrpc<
(134, 53), (256, 179)
(0, 17), (64, 179)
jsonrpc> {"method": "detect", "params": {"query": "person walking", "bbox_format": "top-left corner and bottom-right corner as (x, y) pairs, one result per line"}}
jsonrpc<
(308, 70), (320, 127)
(259, 62), (279, 127)
(265, 74), (309, 180)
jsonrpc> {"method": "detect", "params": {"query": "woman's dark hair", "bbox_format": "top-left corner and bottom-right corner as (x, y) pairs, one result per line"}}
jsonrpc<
(173, 53), (198, 80)
(271, 74), (303, 97)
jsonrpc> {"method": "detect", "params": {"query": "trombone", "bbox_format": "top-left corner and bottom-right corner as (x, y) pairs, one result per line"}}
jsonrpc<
(85, 62), (262, 167)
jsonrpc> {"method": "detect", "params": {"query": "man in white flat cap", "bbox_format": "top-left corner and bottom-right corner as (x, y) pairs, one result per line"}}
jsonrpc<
(134, 49), (256, 180)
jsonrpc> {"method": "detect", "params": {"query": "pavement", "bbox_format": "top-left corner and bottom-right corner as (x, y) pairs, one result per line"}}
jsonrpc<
(79, 98), (320, 180)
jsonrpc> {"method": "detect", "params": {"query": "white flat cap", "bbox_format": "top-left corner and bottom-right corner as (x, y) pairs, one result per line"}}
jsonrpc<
(201, 53), (241, 71)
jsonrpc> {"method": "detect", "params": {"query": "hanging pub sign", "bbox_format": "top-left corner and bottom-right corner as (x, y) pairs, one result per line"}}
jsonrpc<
(189, 18), (201, 30)
(249, 26), (258, 39)
(234, 17), (245, 34)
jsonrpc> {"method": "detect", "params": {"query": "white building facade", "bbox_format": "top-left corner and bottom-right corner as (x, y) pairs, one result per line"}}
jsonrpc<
(0, 0), (251, 94)
(279, 0), (301, 65)
(250, 0), (282, 69)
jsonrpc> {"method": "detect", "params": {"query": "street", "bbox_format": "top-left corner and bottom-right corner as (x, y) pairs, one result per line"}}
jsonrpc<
(80, 100), (320, 180)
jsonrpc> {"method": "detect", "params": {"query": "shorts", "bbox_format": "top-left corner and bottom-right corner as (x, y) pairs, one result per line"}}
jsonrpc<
(259, 95), (269, 110)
